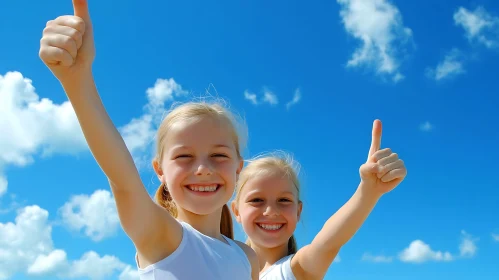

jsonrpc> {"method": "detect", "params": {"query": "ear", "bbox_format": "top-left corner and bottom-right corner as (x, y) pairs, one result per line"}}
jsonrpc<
(236, 158), (244, 174)
(297, 200), (303, 221)
(152, 158), (164, 182)
(231, 201), (242, 223)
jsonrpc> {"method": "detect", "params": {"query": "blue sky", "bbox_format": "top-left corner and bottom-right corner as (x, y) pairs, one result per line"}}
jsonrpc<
(1, 0), (498, 279)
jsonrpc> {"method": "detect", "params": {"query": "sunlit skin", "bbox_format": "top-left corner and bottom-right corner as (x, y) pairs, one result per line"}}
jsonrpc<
(154, 117), (243, 240)
(233, 174), (302, 270)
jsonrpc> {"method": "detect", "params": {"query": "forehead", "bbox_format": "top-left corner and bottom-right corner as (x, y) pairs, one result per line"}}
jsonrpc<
(165, 116), (237, 149)
(242, 173), (298, 197)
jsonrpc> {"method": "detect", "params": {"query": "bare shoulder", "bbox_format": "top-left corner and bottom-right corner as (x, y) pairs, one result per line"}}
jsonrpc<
(234, 240), (260, 280)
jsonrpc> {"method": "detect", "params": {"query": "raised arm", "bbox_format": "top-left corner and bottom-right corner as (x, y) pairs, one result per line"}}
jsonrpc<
(292, 120), (407, 280)
(39, 0), (181, 259)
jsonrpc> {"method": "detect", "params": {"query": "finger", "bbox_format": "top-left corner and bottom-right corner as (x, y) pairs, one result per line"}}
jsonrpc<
(371, 148), (393, 162)
(51, 16), (86, 34)
(72, 0), (91, 23)
(368, 119), (382, 161)
(377, 159), (404, 179)
(360, 162), (381, 174)
(380, 167), (407, 182)
(43, 24), (83, 50)
(41, 34), (78, 61)
(39, 45), (74, 67)
(377, 152), (399, 166)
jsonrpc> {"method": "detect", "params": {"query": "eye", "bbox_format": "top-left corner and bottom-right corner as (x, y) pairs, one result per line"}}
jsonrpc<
(279, 198), (293, 203)
(248, 198), (263, 203)
(212, 153), (229, 158)
(175, 154), (192, 159)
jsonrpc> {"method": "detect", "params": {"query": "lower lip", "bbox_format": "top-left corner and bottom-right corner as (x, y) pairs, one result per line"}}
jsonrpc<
(185, 185), (221, 196)
(257, 224), (285, 234)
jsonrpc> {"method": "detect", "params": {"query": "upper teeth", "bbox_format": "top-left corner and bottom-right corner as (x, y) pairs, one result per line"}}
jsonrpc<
(188, 185), (218, 192)
(259, 224), (283, 230)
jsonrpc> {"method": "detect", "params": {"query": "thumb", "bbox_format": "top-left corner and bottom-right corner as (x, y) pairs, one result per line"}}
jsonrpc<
(73, 0), (91, 23)
(367, 119), (382, 161)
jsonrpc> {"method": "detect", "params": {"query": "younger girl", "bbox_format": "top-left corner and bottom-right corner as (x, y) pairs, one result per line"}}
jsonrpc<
(38, 1), (258, 279)
(231, 120), (407, 279)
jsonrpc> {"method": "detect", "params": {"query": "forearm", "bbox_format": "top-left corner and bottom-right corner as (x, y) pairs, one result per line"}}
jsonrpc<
(313, 182), (381, 252)
(62, 73), (141, 190)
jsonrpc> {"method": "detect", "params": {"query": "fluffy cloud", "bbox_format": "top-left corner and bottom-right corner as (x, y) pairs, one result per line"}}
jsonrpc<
(0, 204), (137, 280)
(426, 49), (465, 81)
(399, 231), (478, 263)
(399, 240), (453, 263)
(0, 71), (88, 196)
(337, 0), (413, 81)
(454, 6), (499, 49)
(120, 78), (187, 166)
(244, 90), (258, 105)
(59, 189), (120, 242)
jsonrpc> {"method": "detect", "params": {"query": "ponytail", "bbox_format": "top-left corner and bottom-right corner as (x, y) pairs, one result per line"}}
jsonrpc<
(287, 235), (298, 255)
(220, 204), (234, 239)
(155, 184), (234, 239)
(155, 184), (177, 217)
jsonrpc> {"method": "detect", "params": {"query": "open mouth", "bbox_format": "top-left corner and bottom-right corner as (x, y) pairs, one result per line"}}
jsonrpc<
(185, 184), (221, 195)
(256, 223), (285, 232)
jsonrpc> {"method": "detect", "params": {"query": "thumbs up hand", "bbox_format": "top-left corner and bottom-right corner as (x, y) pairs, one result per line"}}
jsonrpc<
(39, 0), (95, 84)
(359, 120), (407, 197)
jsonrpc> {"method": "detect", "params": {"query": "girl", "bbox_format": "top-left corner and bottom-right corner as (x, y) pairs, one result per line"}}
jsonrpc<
(38, 1), (259, 279)
(231, 120), (407, 279)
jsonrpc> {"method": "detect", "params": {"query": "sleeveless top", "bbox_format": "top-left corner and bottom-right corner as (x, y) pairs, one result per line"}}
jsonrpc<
(136, 222), (251, 280)
(259, 254), (296, 280)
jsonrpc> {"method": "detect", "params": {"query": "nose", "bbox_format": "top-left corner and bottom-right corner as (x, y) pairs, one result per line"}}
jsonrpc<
(195, 159), (213, 176)
(263, 203), (279, 217)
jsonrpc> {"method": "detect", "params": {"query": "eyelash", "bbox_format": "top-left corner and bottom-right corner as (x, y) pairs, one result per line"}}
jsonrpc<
(249, 198), (292, 203)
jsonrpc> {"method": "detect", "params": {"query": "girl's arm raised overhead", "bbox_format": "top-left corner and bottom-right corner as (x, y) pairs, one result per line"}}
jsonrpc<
(39, 0), (181, 261)
(291, 120), (407, 280)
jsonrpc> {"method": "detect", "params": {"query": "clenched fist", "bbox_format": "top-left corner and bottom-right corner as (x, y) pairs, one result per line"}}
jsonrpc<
(39, 0), (94, 84)
(359, 120), (407, 196)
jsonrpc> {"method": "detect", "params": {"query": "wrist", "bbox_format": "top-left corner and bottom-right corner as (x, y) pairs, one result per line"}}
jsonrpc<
(356, 182), (383, 203)
(60, 69), (95, 93)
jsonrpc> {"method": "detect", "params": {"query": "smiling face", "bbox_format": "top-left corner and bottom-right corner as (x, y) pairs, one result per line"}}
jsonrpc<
(233, 172), (302, 249)
(154, 115), (243, 216)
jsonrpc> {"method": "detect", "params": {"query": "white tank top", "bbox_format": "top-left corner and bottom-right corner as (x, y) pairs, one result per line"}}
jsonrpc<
(136, 222), (251, 280)
(259, 254), (296, 280)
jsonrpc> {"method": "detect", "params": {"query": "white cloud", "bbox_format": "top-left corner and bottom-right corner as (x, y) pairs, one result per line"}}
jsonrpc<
(120, 78), (186, 165)
(59, 189), (120, 242)
(0, 204), (138, 280)
(119, 265), (141, 280)
(454, 6), (499, 49)
(419, 121), (433, 132)
(459, 230), (478, 258)
(27, 249), (68, 275)
(286, 88), (301, 110)
(361, 253), (393, 263)
(492, 233), (499, 242)
(263, 89), (278, 105)
(426, 49), (465, 81)
(337, 0), (413, 81)
(244, 90), (258, 105)
(0, 71), (88, 196)
(399, 240), (453, 263)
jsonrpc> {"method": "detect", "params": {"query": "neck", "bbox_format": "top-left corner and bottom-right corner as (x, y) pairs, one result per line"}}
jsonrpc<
(176, 207), (225, 242)
(252, 241), (290, 272)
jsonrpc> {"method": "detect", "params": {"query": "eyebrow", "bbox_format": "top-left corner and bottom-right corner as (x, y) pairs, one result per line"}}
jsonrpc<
(170, 144), (232, 151)
(245, 190), (296, 197)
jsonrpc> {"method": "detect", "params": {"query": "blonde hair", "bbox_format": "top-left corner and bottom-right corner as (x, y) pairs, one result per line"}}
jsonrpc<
(153, 101), (246, 239)
(234, 152), (301, 255)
